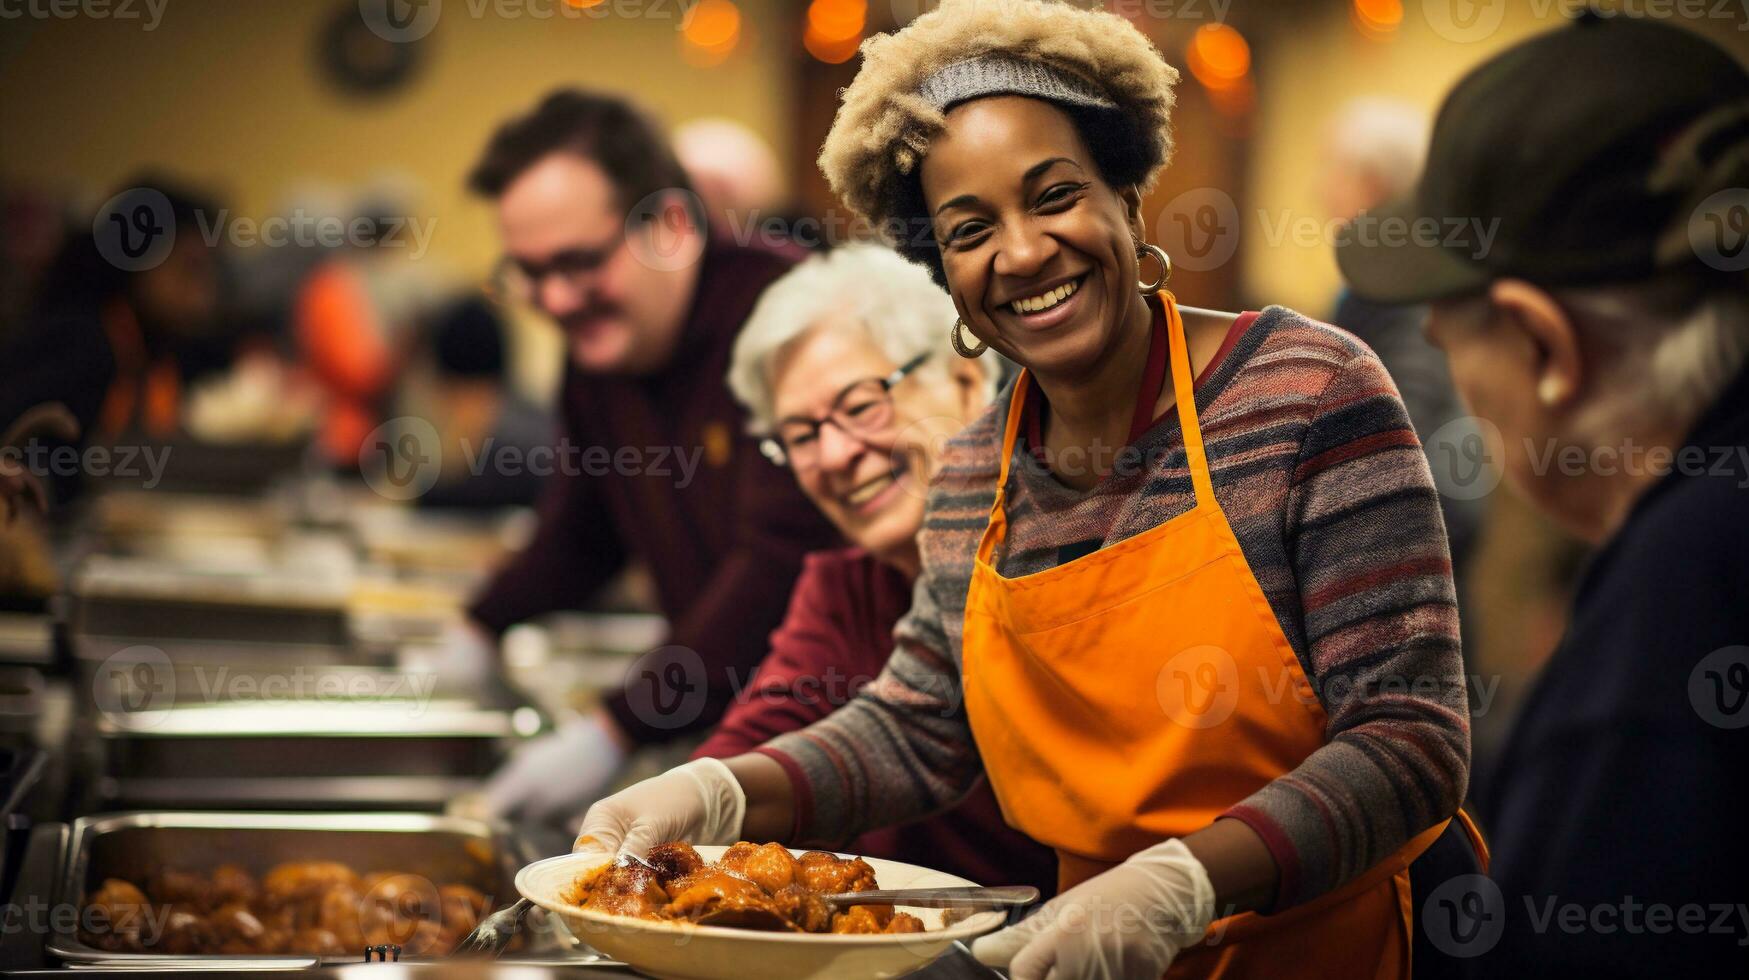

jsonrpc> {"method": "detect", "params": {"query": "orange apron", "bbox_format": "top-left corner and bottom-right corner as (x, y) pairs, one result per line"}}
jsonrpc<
(961, 292), (1451, 979)
(99, 300), (180, 440)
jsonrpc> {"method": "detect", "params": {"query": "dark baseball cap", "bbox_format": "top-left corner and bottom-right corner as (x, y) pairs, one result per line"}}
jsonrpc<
(1337, 11), (1749, 304)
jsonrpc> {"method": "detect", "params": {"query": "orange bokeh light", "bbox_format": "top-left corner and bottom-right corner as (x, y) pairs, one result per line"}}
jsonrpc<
(804, 23), (861, 64)
(562, 0), (606, 8)
(807, 0), (865, 43)
(1186, 23), (1250, 90)
(684, 0), (740, 47)
(682, 0), (741, 66)
(1352, 0), (1403, 39)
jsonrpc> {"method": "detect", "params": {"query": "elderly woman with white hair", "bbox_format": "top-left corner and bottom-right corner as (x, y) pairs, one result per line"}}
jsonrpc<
(689, 243), (1057, 896)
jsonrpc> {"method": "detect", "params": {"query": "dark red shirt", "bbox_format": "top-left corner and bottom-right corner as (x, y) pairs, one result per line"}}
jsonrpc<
(695, 548), (1058, 896)
(469, 241), (843, 742)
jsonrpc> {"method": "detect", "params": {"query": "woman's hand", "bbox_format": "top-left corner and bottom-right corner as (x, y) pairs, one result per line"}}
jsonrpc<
(572, 758), (748, 858)
(971, 838), (1216, 980)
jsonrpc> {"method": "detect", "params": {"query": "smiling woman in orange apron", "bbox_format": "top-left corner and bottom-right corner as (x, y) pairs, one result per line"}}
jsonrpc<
(572, 2), (1480, 977)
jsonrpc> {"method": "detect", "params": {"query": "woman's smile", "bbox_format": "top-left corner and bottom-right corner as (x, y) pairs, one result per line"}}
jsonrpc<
(839, 453), (909, 514)
(996, 272), (1089, 331)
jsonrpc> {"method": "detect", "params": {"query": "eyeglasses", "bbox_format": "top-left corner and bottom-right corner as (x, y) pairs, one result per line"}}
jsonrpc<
(484, 218), (643, 308)
(759, 352), (931, 470)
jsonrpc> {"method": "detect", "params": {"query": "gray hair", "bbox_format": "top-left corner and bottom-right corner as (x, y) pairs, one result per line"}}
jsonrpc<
(1558, 274), (1749, 444)
(728, 244), (997, 432)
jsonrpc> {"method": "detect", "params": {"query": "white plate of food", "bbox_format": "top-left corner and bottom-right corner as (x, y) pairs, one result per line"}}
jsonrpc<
(515, 842), (1009, 979)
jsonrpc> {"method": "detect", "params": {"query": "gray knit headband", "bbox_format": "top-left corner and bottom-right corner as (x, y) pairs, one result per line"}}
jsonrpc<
(919, 53), (1118, 114)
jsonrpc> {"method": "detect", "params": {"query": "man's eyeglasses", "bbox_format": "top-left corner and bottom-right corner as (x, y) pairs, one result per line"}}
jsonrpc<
(485, 218), (642, 307)
(760, 352), (931, 470)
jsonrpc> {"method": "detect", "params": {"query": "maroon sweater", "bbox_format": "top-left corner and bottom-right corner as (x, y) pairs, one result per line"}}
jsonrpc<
(469, 242), (843, 742)
(695, 548), (1058, 897)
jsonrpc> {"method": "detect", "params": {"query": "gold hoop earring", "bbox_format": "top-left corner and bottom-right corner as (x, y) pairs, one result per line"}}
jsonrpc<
(950, 317), (988, 359)
(1136, 242), (1172, 294)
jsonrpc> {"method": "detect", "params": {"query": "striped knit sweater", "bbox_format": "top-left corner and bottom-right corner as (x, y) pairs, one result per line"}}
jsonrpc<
(760, 305), (1470, 910)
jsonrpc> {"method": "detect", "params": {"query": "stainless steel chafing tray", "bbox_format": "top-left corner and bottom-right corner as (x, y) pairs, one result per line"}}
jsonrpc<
(71, 554), (353, 649)
(0, 613), (54, 666)
(86, 491), (292, 551)
(47, 811), (573, 967)
(82, 669), (546, 810)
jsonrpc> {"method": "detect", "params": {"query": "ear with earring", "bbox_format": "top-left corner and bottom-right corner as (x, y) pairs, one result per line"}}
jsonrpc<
(1538, 376), (1568, 406)
(950, 317), (988, 359)
(1136, 242), (1172, 294)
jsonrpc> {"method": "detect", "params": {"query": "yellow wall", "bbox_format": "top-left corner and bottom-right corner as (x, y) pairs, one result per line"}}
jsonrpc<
(1245, 3), (1749, 313)
(9, 1), (1747, 319)
(0, 0), (795, 276)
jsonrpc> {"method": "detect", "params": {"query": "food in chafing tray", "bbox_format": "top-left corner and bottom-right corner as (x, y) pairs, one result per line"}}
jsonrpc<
(561, 841), (927, 934)
(80, 861), (491, 956)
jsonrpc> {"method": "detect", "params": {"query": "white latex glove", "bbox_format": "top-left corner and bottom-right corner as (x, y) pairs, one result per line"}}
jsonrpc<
(481, 711), (628, 826)
(419, 620), (499, 688)
(972, 839), (1216, 980)
(571, 758), (746, 859)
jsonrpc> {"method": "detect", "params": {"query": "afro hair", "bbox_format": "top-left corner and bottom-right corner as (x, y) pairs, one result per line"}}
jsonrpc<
(818, 0), (1180, 282)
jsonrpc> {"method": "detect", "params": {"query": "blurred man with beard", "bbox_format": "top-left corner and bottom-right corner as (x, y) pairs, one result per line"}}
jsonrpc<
(456, 90), (840, 825)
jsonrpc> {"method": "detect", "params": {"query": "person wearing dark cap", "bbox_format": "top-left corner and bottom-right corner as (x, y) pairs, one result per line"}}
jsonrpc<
(415, 296), (548, 510)
(455, 89), (840, 827)
(1338, 13), (1749, 976)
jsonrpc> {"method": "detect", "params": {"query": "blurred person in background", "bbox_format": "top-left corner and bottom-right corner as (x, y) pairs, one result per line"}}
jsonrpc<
(1339, 14), (1749, 975)
(413, 295), (548, 510)
(1323, 97), (1485, 578)
(704, 244), (1055, 896)
(1323, 97), (1500, 790)
(459, 89), (840, 826)
(294, 186), (446, 468)
(0, 176), (229, 461)
(673, 118), (781, 238)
